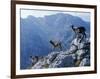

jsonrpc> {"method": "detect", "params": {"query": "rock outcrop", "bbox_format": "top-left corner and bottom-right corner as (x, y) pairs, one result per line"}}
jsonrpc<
(29, 37), (90, 69)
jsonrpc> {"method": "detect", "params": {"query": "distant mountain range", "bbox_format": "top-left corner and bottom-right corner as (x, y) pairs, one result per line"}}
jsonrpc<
(20, 13), (90, 69)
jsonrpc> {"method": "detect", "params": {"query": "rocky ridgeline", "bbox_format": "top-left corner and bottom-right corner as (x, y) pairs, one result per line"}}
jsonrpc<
(29, 38), (90, 69)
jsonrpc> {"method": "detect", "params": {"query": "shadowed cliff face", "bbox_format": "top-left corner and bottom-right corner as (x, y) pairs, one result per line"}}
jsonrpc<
(20, 13), (90, 69)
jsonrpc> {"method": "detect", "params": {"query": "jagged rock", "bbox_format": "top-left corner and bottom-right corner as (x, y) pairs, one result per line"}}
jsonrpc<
(30, 37), (90, 69)
(79, 57), (90, 66)
(49, 54), (75, 68)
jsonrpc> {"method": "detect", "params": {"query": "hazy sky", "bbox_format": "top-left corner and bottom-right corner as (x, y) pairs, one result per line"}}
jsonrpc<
(21, 9), (90, 22)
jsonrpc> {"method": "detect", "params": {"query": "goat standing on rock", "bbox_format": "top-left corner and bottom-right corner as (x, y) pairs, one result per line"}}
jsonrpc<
(69, 25), (88, 66)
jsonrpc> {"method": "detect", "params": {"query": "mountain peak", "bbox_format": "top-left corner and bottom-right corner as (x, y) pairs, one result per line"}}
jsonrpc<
(20, 12), (90, 69)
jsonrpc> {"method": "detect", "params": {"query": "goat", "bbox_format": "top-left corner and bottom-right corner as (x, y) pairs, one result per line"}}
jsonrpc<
(49, 40), (62, 51)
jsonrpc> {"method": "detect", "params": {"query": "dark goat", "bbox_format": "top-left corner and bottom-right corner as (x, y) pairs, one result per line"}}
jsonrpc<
(50, 40), (62, 51)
